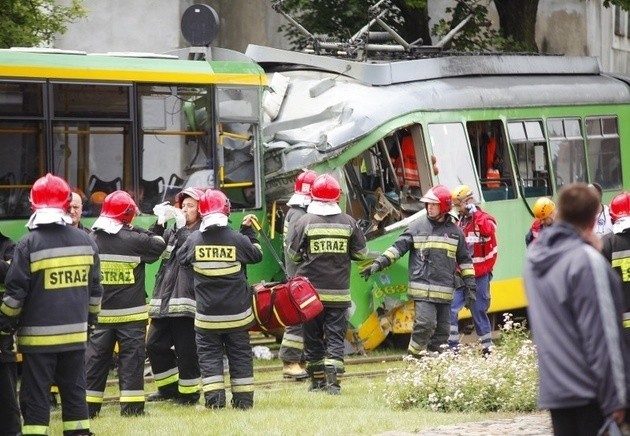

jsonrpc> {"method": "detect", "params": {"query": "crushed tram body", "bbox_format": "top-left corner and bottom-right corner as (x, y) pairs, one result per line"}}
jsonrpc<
(246, 44), (630, 350)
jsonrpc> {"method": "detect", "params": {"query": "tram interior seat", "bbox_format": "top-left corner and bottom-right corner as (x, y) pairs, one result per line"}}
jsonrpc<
(88, 175), (122, 196)
(480, 179), (514, 202)
(523, 186), (548, 198)
(139, 177), (165, 213)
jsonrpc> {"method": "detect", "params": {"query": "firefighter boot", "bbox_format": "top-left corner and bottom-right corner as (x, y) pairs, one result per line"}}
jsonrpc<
(307, 365), (325, 392)
(231, 392), (254, 410)
(324, 365), (340, 395)
(282, 362), (308, 380)
(204, 390), (226, 409)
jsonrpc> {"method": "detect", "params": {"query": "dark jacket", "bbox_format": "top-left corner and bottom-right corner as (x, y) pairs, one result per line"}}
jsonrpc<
(91, 226), (165, 329)
(286, 212), (368, 307)
(148, 221), (200, 318)
(178, 225), (263, 333)
(0, 233), (15, 363)
(283, 206), (306, 279)
(524, 221), (629, 415)
(1, 225), (102, 353)
(381, 216), (475, 303)
(601, 229), (630, 340)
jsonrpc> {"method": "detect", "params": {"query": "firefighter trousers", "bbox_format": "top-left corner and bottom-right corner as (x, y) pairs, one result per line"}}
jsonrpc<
(85, 326), (145, 417)
(20, 351), (90, 435)
(408, 300), (451, 356)
(278, 323), (304, 364)
(303, 307), (347, 372)
(195, 329), (253, 409)
(0, 361), (21, 436)
(146, 317), (200, 400)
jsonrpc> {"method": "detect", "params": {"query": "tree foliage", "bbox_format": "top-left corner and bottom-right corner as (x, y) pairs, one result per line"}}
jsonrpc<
(0, 0), (86, 48)
(277, 0), (630, 55)
(276, 0), (429, 51)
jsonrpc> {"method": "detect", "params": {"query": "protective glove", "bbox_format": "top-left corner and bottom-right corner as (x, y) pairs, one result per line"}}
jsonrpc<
(465, 203), (477, 215)
(241, 214), (258, 229)
(153, 202), (178, 225)
(174, 208), (186, 229)
(360, 262), (381, 281)
(464, 287), (477, 310)
(88, 313), (98, 336)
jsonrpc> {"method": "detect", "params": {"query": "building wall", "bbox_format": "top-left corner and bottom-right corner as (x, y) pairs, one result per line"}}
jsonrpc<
(55, 0), (629, 74)
(55, 0), (289, 55)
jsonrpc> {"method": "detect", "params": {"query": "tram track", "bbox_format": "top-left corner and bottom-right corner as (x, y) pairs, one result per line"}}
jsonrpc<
(101, 354), (403, 403)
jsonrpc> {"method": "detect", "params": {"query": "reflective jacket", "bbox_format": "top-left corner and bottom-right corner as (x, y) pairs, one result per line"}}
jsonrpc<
(381, 216), (475, 303)
(601, 230), (630, 336)
(456, 207), (497, 277)
(283, 206), (306, 278)
(393, 135), (420, 187)
(286, 212), (369, 308)
(148, 221), (200, 318)
(178, 225), (263, 333)
(1, 225), (102, 353)
(91, 226), (165, 329)
(0, 233), (15, 363)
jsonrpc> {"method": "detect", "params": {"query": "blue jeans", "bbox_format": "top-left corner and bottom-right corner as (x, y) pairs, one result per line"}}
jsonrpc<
(448, 273), (493, 350)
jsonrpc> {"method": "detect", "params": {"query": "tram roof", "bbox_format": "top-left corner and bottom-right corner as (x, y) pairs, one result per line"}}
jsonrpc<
(0, 49), (265, 86)
(256, 46), (630, 177)
(246, 44), (602, 86)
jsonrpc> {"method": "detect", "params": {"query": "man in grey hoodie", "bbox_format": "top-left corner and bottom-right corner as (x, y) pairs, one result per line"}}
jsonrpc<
(524, 183), (629, 436)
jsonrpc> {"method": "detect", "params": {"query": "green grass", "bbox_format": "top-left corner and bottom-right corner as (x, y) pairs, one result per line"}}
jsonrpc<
(47, 355), (530, 435)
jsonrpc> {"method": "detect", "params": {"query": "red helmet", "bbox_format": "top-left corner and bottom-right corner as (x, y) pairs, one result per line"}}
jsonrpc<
(177, 187), (205, 208)
(294, 170), (318, 196)
(30, 173), (72, 211)
(200, 189), (230, 217)
(100, 190), (138, 225)
(610, 192), (630, 223)
(310, 174), (341, 203)
(420, 185), (452, 215)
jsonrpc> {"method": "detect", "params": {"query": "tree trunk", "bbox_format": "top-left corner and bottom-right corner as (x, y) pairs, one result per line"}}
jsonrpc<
(493, 0), (540, 52)
(394, 1), (432, 46)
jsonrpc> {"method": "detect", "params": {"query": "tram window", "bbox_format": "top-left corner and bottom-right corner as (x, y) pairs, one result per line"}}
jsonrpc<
(0, 82), (44, 116)
(0, 121), (44, 217)
(508, 120), (551, 197)
(586, 116), (622, 189)
(429, 123), (478, 198)
(217, 86), (261, 210)
(52, 122), (129, 217)
(52, 84), (130, 118)
(138, 85), (212, 213)
(547, 118), (587, 189)
(466, 120), (514, 201)
(343, 125), (429, 239)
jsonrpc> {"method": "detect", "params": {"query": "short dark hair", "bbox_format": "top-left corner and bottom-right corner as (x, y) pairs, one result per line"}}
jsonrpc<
(558, 183), (599, 230)
(588, 182), (603, 199)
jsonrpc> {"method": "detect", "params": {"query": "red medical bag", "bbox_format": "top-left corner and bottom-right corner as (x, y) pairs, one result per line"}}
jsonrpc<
(252, 276), (323, 331)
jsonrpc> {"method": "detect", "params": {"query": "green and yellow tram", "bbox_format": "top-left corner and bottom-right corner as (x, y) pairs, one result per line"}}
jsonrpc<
(246, 45), (630, 349)
(0, 47), (285, 289)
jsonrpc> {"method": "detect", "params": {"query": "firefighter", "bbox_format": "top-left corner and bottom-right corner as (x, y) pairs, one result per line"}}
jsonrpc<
(601, 192), (630, 429)
(279, 170), (318, 380)
(601, 191), (630, 344)
(85, 190), (166, 418)
(177, 189), (262, 409)
(146, 187), (204, 405)
(0, 173), (102, 436)
(0, 230), (18, 435)
(361, 185), (476, 357)
(286, 174), (369, 394)
(525, 197), (556, 246)
(448, 185), (498, 355)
